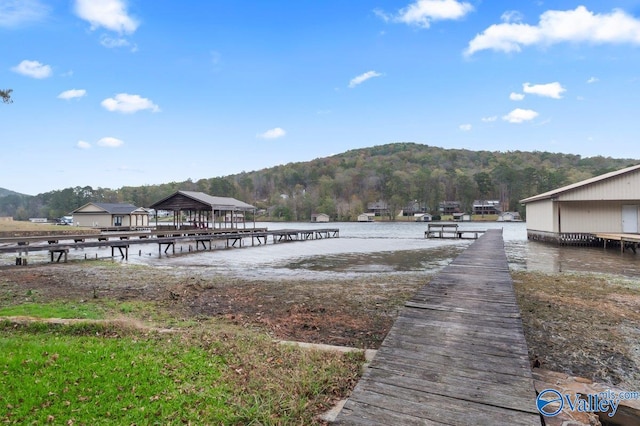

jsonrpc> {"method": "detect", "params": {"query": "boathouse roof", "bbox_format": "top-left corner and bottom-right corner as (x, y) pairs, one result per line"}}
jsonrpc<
(520, 163), (640, 204)
(149, 190), (255, 211)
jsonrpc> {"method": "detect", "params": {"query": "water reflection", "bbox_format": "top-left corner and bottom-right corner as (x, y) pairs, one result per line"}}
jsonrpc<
(515, 240), (640, 277)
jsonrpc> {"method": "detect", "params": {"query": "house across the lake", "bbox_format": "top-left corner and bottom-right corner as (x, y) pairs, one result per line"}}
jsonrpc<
(497, 212), (521, 222)
(311, 213), (330, 223)
(520, 164), (640, 244)
(70, 203), (150, 229)
(472, 200), (501, 215)
(439, 201), (461, 215)
(414, 213), (433, 222)
(358, 213), (375, 222)
(367, 201), (389, 217)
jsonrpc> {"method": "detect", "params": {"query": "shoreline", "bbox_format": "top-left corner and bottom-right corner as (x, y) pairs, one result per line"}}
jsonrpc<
(1, 262), (638, 391)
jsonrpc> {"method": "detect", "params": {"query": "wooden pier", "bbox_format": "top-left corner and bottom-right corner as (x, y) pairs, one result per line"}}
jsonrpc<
(336, 229), (540, 425)
(594, 232), (640, 253)
(425, 223), (486, 239)
(0, 227), (339, 264)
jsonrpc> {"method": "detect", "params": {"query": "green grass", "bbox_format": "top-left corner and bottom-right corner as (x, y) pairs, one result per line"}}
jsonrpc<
(0, 302), (105, 320)
(0, 320), (364, 425)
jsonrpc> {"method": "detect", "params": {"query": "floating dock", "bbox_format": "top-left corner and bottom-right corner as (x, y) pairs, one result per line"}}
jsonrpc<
(337, 229), (540, 425)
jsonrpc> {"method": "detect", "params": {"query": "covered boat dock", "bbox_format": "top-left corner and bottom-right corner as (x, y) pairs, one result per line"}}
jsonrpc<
(149, 190), (257, 230)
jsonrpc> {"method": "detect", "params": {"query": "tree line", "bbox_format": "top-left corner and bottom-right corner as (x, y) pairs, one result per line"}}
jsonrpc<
(1, 143), (636, 221)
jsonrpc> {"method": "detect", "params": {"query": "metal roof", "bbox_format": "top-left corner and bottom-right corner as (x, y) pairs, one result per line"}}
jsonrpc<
(71, 202), (145, 214)
(150, 190), (255, 211)
(520, 163), (640, 204)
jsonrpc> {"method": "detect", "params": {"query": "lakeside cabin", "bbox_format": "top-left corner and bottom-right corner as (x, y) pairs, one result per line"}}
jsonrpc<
(311, 213), (330, 223)
(520, 163), (640, 245)
(70, 202), (150, 229)
(497, 211), (521, 222)
(414, 213), (433, 222)
(357, 213), (375, 222)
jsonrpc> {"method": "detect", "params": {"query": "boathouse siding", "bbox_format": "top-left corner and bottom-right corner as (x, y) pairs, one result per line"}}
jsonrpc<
(521, 164), (640, 243)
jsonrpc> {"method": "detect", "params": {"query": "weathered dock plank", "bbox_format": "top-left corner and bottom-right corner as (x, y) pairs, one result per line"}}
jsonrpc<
(336, 229), (540, 425)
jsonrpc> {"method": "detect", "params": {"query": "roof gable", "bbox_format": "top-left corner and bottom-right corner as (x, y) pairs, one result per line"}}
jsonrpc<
(520, 163), (640, 203)
(149, 191), (255, 211)
(71, 202), (142, 214)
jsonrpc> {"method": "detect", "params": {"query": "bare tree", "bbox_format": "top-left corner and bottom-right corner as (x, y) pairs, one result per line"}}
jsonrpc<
(1, 89), (13, 104)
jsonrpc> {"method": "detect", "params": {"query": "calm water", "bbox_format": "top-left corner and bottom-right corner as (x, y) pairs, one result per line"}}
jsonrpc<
(5, 221), (640, 279)
(126, 221), (640, 280)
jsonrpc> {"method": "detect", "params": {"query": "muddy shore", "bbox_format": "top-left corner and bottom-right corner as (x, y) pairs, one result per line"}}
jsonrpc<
(1, 261), (639, 391)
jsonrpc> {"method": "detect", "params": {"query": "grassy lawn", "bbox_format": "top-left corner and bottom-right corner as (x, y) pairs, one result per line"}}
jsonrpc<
(0, 319), (364, 425)
(0, 301), (106, 320)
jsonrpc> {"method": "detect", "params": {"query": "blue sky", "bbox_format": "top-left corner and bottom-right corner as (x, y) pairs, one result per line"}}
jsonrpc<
(3, 0), (640, 195)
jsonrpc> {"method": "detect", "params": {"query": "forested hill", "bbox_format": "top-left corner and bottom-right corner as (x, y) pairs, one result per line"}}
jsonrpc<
(0, 188), (25, 198)
(1, 143), (637, 221)
(227, 142), (636, 220)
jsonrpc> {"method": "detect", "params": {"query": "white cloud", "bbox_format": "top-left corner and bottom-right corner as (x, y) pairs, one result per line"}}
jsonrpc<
(349, 71), (383, 88)
(510, 92), (525, 101)
(501, 10), (523, 24)
(465, 6), (640, 56)
(481, 116), (498, 122)
(257, 127), (286, 140)
(58, 89), (87, 100)
(11, 59), (52, 79)
(0, 0), (50, 28)
(388, 0), (474, 28)
(97, 137), (124, 148)
(373, 9), (391, 23)
(523, 82), (566, 99)
(502, 108), (539, 123)
(459, 123), (472, 131)
(76, 140), (91, 149)
(587, 76), (599, 83)
(101, 93), (160, 113)
(100, 34), (134, 50)
(74, 0), (139, 34)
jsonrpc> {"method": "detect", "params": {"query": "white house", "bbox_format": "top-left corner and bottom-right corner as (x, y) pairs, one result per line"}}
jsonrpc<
(452, 212), (471, 222)
(70, 202), (150, 228)
(497, 212), (521, 222)
(311, 213), (330, 223)
(414, 213), (433, 222)
(358, 213), (375, 222)
(520, 164), (640, 243)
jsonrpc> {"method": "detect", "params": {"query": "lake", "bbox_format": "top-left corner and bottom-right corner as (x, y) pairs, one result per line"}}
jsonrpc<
(122, 221), (640, 280)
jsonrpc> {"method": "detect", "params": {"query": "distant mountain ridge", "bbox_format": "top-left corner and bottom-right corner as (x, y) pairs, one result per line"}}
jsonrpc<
(1, 143), (638, 221)
(0, 188), (29, 198)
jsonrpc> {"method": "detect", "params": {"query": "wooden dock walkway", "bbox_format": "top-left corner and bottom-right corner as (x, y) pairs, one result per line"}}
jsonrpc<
(0, 227), (339, 264)
(336, 229), (541, 425)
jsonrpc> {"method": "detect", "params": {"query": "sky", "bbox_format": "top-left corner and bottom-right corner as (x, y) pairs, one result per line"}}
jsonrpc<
(3, 0), (640, 195)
